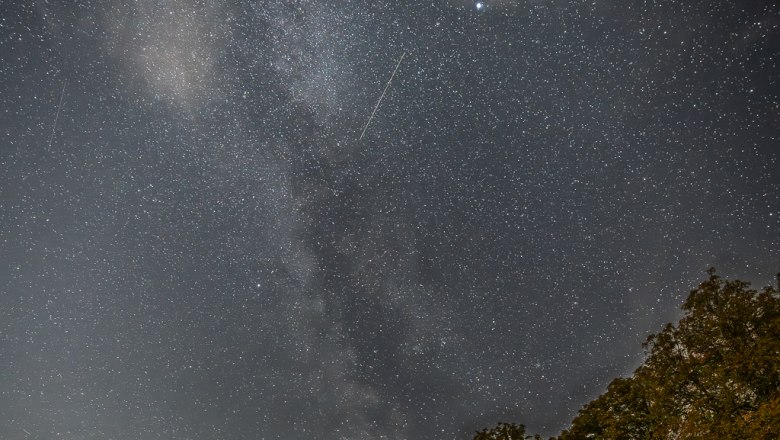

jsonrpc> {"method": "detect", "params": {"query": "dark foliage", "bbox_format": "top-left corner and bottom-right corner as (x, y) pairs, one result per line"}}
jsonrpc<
(476, 269), (780, 439)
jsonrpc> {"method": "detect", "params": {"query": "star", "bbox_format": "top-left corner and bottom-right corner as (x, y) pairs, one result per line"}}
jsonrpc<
(2, 1), (776, 439)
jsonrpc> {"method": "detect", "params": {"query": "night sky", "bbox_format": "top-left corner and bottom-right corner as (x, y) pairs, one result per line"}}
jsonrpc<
(1, 0), (778, 438)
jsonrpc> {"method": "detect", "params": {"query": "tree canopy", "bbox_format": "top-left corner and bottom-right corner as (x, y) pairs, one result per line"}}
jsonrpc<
(474, 269), (780, 439)
(473, 422), (542, 440)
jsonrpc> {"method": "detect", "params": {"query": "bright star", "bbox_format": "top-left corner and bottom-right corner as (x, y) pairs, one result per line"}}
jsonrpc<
(476, 2), (484, 10)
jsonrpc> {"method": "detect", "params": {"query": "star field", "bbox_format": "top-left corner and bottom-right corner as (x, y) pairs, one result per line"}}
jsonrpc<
(1, 1), (778, 438)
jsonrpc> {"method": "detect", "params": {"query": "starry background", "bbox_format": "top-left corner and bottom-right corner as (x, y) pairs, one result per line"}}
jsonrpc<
(1, 0), (778, 438)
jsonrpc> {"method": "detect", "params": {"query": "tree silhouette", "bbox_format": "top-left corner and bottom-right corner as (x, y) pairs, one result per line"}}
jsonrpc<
(473, 422), (542, 440)
(475, 269), (780, 439)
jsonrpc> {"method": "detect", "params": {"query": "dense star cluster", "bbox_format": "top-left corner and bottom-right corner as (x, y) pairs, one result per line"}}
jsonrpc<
(1, 0), (778, 438)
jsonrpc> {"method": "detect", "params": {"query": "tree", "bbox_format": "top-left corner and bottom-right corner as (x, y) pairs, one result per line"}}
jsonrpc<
(558, 376), (650, 440)
(473, 422), (542, 440)
(477, 269), (780, 439)
(561, 268), (780, 439)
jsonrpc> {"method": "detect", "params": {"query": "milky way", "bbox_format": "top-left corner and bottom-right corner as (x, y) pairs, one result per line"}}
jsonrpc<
(1, 1), (778, 438)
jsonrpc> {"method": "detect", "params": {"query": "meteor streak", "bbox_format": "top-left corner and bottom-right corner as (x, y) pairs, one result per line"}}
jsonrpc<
(359, 52), (405, 141)
(47, 81), (66, 151)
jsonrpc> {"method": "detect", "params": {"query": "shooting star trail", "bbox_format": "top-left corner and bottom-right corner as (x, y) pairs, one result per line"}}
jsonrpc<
(359, 52), (405, 141)
(47, 81), (66, 151)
